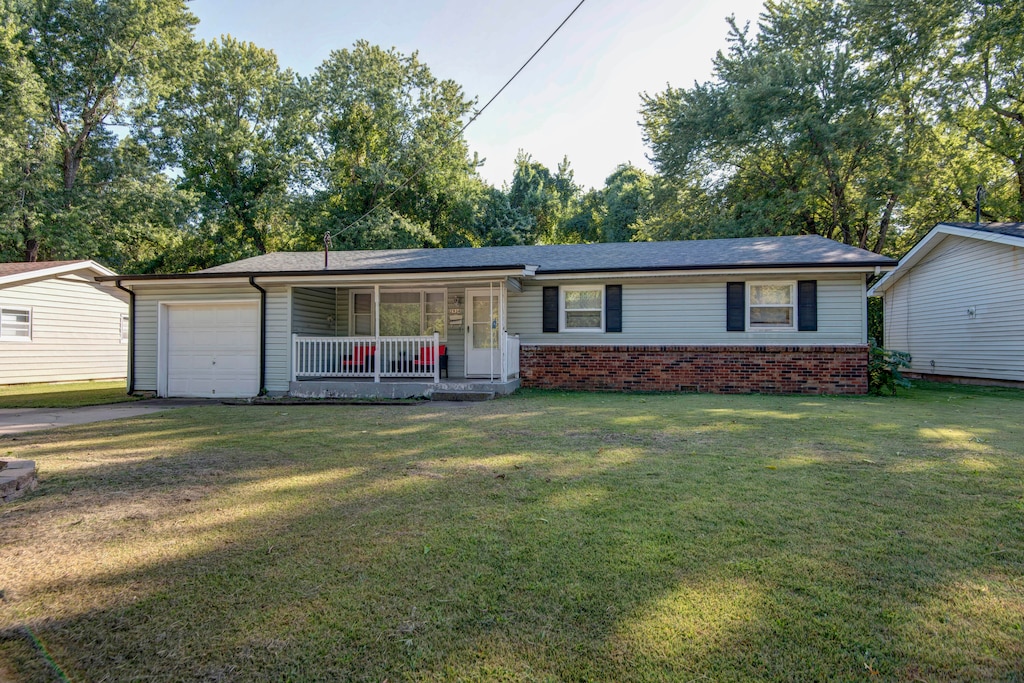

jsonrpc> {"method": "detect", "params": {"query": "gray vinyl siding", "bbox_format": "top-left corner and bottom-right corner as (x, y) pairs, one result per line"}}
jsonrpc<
(0, 274), (128, 384)
(335, 290), (349, 336)
(882, 235), (1024, 381)
(508, 276), (867, 345)
(264, 285), (289, 392)
(291, 287), (336, 336)
(132, 284), (261, 392)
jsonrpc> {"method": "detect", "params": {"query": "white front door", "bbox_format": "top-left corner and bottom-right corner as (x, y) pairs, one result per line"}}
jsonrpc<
(165, 303), (260, 398)
(465, 288), (500, 378)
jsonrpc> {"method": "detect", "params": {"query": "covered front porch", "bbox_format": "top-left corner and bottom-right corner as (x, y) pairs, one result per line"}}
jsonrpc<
(287, 279), (521, 399)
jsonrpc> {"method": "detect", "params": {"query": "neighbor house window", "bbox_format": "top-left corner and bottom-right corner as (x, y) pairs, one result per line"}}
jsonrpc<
(561, 285), (604, 331)
(120, 314), (130, 343)
(747, 283), (795, 329)
(350, 290), (447, 338)
(0, 307), (31, 340)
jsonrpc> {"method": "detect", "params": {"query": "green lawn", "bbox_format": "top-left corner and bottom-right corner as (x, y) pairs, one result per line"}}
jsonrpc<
(0, 381), (138, 409)
(1, 384), (1022, 681)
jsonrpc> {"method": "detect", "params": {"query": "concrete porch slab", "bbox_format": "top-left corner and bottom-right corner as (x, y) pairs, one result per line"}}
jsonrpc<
(289, 378), (520, 400)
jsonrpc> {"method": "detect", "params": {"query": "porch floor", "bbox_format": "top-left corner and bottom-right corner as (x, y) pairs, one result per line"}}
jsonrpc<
(289, 377), (520, 400)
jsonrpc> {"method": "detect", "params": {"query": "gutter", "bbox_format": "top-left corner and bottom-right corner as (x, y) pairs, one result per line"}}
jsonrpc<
(248, 276), (267, 395)
(113, 280), (135, 395)
(95, 264), (537, 283)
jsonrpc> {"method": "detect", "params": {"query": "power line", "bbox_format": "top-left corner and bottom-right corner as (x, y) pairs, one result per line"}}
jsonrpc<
(325, 0), (587, 246)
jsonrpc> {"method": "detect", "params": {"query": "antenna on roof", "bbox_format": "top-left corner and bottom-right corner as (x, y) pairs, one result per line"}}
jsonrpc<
(323, 231), (332, 270)
(975, 185), (986, 225)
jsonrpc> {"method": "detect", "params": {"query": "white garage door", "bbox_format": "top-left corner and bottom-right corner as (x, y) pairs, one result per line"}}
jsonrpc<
(166, 303), (259, 398)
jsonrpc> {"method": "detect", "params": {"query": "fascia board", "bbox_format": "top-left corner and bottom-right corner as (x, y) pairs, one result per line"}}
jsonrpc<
(868, 223), (1024, 295)
(533, 265), (890, 281)
(0, 260), (115, 287)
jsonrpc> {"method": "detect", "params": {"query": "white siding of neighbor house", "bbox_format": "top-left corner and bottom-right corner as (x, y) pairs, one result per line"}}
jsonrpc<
(0, 274), (129, 384)
(508, 275), (867, 346)
(882, 235), (1024, 382)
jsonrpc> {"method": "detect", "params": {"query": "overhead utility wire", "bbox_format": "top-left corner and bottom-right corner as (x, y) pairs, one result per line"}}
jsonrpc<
(324, 0), (587, 248)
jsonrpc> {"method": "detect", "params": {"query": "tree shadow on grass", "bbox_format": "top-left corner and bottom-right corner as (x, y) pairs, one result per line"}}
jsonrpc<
(1, 396), (1022, 681)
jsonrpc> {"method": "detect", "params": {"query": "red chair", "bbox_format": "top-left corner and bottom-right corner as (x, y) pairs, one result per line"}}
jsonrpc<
(414, 344), (447, 377)
(342, 344), (376, 372)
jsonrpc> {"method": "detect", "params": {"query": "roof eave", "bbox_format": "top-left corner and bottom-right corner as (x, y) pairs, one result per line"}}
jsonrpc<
(99, 264), (539, 285)
(869, 222), (1024, 295)
(0, 260), (115, 287)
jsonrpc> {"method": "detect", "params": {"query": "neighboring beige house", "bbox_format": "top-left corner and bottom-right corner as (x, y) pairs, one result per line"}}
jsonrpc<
(868, 222), (1024, 386)
(0, 260), (129, 385)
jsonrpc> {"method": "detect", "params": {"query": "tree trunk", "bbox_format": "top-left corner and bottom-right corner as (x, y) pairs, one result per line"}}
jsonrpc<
(24, 237), (39, 262)
(874, 193), (899, 254)
(1016, 161), (1024, 221)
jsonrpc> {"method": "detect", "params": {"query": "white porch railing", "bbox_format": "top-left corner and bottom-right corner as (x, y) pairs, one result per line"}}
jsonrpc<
(292, 332), (521, 383)
(292, 333), (442, 382)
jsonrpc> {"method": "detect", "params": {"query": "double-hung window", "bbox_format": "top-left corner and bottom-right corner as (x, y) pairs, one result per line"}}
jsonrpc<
(0, 307), (31, 340)
(747, 283), (795, 329)
(561, 286), (604, 331)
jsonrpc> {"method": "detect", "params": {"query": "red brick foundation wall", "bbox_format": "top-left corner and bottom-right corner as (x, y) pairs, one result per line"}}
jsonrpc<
(519, 345), (868, 394)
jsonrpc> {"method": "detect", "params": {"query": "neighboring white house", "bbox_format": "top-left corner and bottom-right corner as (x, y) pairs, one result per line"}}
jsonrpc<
(100, 236), (895, 398)
(868, 222), (1024, 386)
(0, 260), (129, 385)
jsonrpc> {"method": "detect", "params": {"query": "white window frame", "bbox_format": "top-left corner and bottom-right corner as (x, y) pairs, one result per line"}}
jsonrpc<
(349, 289), (375, 336)
(348, 288), (448, 340)
(0, 306), (32, 341)
(120, 313), (130, 343)
(560, 285), (605, 332)
(747, 281), (796, 331)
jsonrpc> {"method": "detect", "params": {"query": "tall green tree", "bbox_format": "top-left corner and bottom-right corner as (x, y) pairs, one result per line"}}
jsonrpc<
(507, 152), (584, 244)
(640, 0), (949, 253)
(944, 0), (1024, 219)
(0, 0), (197, 261)
(306, 41), (478, 250)
(148, 36), (304, 265)
(598, 164), (654, 242)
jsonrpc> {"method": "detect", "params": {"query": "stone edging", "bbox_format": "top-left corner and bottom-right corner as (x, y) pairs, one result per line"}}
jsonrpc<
(0, 460), (38, 503)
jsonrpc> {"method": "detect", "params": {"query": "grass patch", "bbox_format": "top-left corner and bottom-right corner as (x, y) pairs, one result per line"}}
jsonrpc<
(0, 381), (139, 409)
(1, 385), (1022, 680)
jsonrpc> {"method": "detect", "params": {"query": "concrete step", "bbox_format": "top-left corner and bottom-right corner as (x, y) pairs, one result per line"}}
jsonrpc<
(427, 390), (496, 402)
(0, 460), (38, 503)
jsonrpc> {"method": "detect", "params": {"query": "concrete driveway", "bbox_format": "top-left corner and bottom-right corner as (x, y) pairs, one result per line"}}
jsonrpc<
(0, 399), (214, 436)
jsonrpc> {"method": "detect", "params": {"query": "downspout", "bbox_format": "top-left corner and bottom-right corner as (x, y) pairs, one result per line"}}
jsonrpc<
(248, 276), (267, 395)
(114, 280), (135, 395)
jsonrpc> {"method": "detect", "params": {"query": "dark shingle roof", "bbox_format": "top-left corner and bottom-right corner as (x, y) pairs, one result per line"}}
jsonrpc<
(195, 235), (893, 277)
(0, 260), (88, 278)
(942, 222), (1024, 240)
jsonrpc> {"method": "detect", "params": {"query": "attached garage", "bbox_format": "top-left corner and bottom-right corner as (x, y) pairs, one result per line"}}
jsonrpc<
(161, 302), (259, 398)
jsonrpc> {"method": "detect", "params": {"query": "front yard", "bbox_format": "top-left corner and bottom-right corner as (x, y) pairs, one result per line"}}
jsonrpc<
(1, 385), (1022, 681)
(0, 381), (138, 409)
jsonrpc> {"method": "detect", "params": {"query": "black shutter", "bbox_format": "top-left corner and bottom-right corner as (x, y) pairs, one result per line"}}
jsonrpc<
(726, 282), (745, 331)
(797, 280), (818, 331)
(542, 286), (559, 333)
(605, 285), (622, 333)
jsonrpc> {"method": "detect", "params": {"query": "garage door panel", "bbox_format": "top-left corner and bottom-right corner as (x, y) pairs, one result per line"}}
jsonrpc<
(165, 303), (259, 398)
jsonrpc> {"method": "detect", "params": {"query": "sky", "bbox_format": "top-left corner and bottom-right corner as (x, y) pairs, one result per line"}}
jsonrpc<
(189, 0), (767, 190)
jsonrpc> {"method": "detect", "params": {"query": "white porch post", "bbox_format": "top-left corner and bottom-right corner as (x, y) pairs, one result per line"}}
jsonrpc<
(291, 333), (298, 382)
(500, 281), (507, 382)
(433, 331), (440, 383)
(373, 284), (381, 383)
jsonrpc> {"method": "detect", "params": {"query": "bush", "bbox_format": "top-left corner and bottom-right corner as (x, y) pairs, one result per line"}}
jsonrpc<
(868, 339), (912, 395)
